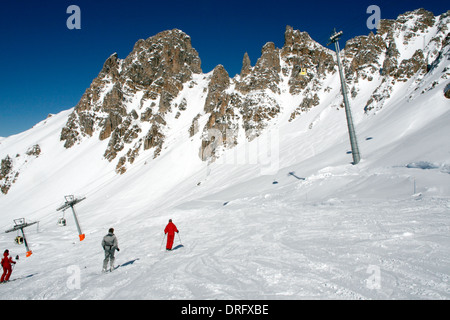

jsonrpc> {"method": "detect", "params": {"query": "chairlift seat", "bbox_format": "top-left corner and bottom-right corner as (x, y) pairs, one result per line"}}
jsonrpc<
(58, 218), (67, 226)
(15, 236), (24, 245)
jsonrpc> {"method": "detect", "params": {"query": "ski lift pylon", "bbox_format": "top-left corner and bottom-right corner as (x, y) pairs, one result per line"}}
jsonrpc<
(56, 195), (86, 241)
(5, 218), (38, 257)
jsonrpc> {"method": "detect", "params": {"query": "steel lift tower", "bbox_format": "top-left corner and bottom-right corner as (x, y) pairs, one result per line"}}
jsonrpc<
(57, 195), (86, 241)
(5, 218), (39, 257)
(328, 30), (361, 165)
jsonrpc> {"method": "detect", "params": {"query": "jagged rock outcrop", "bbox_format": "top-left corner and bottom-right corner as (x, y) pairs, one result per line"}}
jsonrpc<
(282, 26), (335, 94)
(352, 9), (450, 112)
(60, 29), (202, 173)
(281, 26), (336, 121)
(1, 8), (448, 197)
(0, 144), (41, 194)
(445, 83), (450, 99)
(26, 144), (41, 157)
(200, 65), (237, 160)
(240, 52), (252, 77)
(0, 155), (13, 194)
(236, 42), (281, 94)
(55, 9), (449, 174)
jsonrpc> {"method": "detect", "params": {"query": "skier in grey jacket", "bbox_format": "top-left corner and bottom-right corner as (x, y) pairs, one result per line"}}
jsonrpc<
(102, 228), (120, 272)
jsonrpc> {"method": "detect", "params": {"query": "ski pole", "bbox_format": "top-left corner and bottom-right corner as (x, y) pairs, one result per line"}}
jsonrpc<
(177, 232), (182, 245)
(160, 233), (166, 250)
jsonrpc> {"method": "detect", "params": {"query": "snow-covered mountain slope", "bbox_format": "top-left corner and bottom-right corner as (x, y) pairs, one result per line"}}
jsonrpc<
(0, 9), (449, 299)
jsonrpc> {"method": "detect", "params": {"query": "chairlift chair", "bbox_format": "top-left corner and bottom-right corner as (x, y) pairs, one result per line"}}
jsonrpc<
(5, 218), (38, 257)
(15, 236), (24, 245)
(58, 210), (67, 226)
(58, 217), (67, 227)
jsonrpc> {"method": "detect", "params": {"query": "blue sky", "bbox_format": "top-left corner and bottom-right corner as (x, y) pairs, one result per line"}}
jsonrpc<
(0, 0), (448, 137)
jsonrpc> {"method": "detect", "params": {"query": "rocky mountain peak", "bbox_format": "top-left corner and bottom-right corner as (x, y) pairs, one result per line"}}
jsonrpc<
(281, 26), (336, 121)
(350, 8), (450, 113)
(283, 25), (314, 49)
(235, 41), (281, 95)
(377, 8), (435, 36)
(1, 9), (449, 197)
(54, 9), (449, 175)
(60, 28), (204, 173)
(123, 28), (202, 86)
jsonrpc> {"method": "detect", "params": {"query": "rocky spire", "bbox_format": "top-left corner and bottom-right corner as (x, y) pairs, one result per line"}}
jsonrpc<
(200, 65), (234, 160)
(240, 52), (252, 77)
(236, 42), (281, 94)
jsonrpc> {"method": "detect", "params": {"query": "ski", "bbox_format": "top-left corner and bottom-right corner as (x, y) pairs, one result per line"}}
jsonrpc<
(167, 244), (184, 252)
(0, 273), (38, 284)
(101, 258), (139, 273)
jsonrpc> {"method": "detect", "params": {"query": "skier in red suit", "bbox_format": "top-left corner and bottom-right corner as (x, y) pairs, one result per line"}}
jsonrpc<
(164, 219), (179, 251)
(1, 249), (16, 283)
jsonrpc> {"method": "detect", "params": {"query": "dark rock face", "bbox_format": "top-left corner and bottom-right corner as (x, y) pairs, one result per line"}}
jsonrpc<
(281, 26), (336, 121)
(240, 52), (252, 77)
(445, 83), (450, 99)
(55, 9), (449, 174)
(1, 144), (41, 194)
(282, 26), (335, 95)
(200, 65), (235, 160)
(60, 29), (202, 173)
(236, 42), (281, 95)
(356, 9), (449, 113)
(0, 156), (13, 193)
(1, 9), (447, 197)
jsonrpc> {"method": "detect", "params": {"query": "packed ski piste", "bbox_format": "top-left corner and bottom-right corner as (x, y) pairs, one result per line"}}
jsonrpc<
(1, 8), (450, 300)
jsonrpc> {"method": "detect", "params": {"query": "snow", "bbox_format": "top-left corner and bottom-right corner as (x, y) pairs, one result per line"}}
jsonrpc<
(1, 84), (448, 300)
(1, 22), (450, 300)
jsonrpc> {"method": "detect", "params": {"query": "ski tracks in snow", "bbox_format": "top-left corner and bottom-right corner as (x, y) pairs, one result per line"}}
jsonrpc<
(1, 195), (448, 299)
